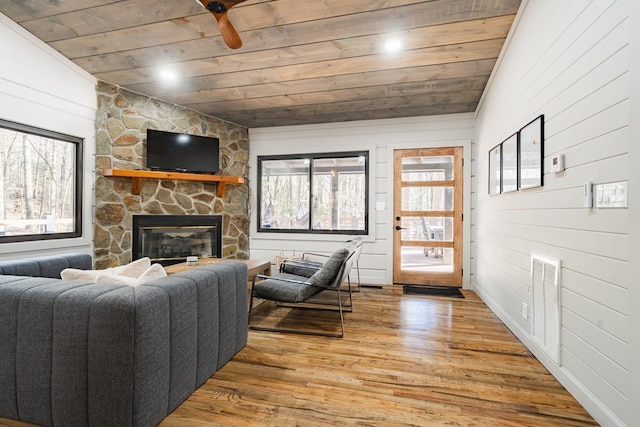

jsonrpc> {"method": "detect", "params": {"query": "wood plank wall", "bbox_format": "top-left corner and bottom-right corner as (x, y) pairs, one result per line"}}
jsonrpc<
(474, 1), (631, 426)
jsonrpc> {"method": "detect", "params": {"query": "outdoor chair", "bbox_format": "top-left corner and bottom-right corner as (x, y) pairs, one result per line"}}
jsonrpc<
(420, 217), (442, 258)
(249, 242), (356, 338)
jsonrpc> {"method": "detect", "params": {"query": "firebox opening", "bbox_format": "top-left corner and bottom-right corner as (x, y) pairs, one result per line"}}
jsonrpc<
(133, 215), (222, 266)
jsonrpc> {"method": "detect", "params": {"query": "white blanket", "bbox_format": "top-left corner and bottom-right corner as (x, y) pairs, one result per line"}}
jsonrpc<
(61, 257), (166, 286)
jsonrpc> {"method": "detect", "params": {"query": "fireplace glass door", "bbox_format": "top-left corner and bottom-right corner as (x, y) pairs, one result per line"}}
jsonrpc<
(133, 215), (222, 266)
(139, 225), (217, 264)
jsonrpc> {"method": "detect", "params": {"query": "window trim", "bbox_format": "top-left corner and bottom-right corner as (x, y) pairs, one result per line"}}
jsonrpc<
(257, 150), (369, 235)
(0, 118), (83, 243)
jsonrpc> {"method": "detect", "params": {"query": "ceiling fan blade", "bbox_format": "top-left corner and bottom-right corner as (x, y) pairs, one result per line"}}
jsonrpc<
(196, 0), (247, 49)
(214, 12), (243, 49)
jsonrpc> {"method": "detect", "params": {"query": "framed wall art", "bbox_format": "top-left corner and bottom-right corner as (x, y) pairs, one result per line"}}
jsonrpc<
(488, 143), (501, 195)
(501, 132), (519, 193)
(518, 115), (544, 189)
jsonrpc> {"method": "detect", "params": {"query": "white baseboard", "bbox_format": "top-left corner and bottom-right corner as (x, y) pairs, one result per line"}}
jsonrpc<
(474, 284), (626, 427)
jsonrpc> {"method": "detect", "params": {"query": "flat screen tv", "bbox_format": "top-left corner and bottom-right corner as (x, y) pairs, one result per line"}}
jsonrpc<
(146, 129), (219, 174)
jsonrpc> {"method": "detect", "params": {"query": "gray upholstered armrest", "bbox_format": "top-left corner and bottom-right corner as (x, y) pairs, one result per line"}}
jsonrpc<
(302, 252), (330, 265)
(255, 274), (310, 285)
(0, 253), (92, 279)
(302, 252), (329, 258)
(252, 273), (324, 303)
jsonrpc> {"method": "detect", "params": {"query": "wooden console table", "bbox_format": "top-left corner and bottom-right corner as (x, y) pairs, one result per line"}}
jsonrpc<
(101, 168), (245, 197)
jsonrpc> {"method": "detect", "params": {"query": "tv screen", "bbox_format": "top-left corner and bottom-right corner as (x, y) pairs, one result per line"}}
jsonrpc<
(146, 129), (219, 174)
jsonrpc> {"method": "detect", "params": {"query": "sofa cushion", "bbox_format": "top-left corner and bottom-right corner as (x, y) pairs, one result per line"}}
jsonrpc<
(253, 273), (324, 303)
(280, 260), (320, 277)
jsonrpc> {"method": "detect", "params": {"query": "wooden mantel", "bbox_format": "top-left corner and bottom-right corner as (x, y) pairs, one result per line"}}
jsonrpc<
(101, 168), (245, 197)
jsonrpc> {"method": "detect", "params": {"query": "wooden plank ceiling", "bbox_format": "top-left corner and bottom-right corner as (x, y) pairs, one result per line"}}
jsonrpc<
(1, 0), (521, 128)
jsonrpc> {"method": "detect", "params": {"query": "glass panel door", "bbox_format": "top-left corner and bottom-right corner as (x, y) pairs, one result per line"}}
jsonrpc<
(393, 147), (463, 287)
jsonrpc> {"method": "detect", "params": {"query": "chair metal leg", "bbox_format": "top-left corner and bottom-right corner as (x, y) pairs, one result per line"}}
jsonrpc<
(248, 276), (258, 326)
(248, 324), (344, 338)
(249, 287), (346, 338)
(337, 286), (345, 337)
(350, 260), (362, 292)
(277, 278), (354, 312)
(249, 305), (345, 338)
(343, 277), (354, 309)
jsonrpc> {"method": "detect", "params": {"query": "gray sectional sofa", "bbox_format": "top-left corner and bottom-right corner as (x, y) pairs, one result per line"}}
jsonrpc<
(0, 254), (248, 427)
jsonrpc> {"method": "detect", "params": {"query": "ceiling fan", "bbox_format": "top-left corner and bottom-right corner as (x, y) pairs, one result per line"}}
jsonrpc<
(195, 0), (247, 49)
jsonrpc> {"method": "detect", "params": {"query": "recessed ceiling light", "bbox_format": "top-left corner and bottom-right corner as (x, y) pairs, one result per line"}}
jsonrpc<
(159, 69), (178, 80)
(385, 39), (402, 53)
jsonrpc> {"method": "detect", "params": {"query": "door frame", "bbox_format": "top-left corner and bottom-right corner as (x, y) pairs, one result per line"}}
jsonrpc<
(393, 147), (463, 287)
(385, 140), (472, 288)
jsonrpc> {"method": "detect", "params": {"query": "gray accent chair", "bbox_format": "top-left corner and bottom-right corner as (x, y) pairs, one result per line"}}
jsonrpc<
(299, 236), (363, 291)
(249, 243), (356, 338)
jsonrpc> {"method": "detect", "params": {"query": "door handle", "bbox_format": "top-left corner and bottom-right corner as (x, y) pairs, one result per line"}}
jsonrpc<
(395, 226), (406, 230)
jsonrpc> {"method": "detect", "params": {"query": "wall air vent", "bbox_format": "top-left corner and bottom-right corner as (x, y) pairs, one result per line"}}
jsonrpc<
(531, 253), (562, 365)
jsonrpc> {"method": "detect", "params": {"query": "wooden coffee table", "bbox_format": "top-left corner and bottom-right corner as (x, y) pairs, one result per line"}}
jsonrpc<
(164, 258), (271, 282)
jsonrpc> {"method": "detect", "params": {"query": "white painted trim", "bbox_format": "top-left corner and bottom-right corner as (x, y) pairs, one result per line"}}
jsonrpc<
(475, 285), (625, 427)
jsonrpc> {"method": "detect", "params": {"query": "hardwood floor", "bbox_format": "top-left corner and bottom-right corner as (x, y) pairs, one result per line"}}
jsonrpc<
(0, 287), (598, 426)
(164, 286), (597, 426)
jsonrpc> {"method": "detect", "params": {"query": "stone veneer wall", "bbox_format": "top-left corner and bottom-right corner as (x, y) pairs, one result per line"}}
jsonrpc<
(93, 81), (249, 269)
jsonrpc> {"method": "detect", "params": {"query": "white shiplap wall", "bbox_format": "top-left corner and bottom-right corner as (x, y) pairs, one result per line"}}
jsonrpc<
(628, 1), (640, 424)
(0, 13), (97, 260)
(249, 114), (474, 286)
(474, 1), (632, 426)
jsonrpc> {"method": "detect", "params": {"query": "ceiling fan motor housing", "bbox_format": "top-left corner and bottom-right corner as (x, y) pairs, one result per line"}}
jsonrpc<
(206, 2), (227, 13)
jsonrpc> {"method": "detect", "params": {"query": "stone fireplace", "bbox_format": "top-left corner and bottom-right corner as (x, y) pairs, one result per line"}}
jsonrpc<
(133, 215), (222, 266)
(93, 81), (249, 270)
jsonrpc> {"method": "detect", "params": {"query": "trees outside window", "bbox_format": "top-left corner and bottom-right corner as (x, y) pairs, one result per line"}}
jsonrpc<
(258, 151), (368, 234)
(0, 119), (82, 243)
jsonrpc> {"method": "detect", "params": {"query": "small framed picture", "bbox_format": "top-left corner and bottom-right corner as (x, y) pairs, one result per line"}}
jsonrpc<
(519, 115), (544, 189)
(489, 143), (502, 195)
(501, 132), (519, 193)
